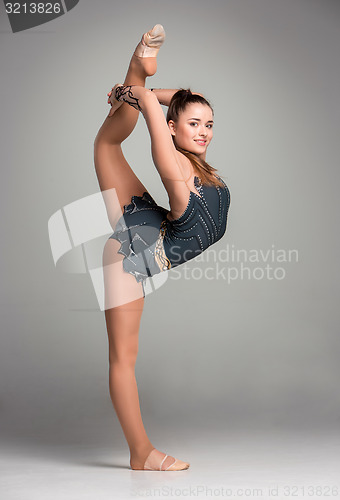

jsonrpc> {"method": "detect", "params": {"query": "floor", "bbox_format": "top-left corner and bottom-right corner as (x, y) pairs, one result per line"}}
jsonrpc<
(1, 423), (339, 500)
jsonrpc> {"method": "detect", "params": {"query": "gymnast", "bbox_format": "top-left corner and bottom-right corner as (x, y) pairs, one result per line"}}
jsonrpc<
(94, 24), (231, 471)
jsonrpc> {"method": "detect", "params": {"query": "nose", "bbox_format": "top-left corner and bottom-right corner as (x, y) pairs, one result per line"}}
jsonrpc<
(199, 126), (208, 136)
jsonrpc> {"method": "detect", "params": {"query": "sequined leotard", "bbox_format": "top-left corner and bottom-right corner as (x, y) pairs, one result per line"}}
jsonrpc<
(109, 175), (231, 295)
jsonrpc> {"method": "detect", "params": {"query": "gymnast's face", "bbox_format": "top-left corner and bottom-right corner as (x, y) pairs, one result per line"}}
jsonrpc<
(168, 103), (214, 159)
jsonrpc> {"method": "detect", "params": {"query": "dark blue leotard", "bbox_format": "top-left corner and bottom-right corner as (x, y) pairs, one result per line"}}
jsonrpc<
(109, 175), (231, 295)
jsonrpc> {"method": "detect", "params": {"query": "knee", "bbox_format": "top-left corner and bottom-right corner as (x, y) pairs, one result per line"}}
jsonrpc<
(109, 345), (138, 368)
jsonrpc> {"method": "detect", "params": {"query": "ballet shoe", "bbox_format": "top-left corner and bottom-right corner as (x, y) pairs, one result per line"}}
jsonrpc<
(142, 448), (190, 471)
(133, 24), (166, 58)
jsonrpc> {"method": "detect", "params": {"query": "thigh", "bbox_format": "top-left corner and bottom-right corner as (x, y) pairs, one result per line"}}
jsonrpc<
(102, 238), (144, 364)
(94, 139), (149, 228)
(103, 238), (145, 310)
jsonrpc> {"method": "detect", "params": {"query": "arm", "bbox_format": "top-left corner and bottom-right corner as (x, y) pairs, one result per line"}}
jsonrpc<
(111, 85), (183, 181)
(149, 88), (205, 107)
(149, 89), (179, 107)
(110, 84), (192, 219)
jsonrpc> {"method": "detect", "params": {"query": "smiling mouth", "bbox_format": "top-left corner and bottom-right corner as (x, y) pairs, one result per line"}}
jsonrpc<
(195, 140), (207, 145)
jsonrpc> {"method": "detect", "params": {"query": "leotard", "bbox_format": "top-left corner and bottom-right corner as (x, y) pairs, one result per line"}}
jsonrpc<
(109, 174), (231, 296)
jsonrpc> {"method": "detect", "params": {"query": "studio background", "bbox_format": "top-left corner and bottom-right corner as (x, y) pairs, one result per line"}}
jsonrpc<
(1, 0), (339, 497)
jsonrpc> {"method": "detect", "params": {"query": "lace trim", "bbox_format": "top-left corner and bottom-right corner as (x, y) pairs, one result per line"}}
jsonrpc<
(155, 220), (172, 272)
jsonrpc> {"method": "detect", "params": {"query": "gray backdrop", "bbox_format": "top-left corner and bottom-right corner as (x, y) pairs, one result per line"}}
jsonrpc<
(1, 0), (339, 490)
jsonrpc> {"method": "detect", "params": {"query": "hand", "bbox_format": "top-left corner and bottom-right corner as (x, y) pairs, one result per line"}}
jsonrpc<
(107, 83), (124, 117)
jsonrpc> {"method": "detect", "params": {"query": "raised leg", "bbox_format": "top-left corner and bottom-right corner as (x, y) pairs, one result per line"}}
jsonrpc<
(94, 26), (163, 215)
(94, 55), (153, 222)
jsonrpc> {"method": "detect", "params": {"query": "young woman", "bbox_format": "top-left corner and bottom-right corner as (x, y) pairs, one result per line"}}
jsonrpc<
(94, 24), (231, 471)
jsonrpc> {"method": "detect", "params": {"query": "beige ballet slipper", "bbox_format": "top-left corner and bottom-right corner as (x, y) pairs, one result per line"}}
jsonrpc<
(133, 24), (166, 58)
(142, 448), (190, 471)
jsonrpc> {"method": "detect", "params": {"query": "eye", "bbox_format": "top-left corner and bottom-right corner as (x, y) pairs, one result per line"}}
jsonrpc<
(207, 124), (213, 129)
(190, 122), (198, 126)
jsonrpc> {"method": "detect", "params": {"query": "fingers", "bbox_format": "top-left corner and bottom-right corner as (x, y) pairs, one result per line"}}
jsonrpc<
(107, 88), (114, 106)
(106, 84), (123, 117)
(107, 88), (115, 117)
(107, 99), (123, 118)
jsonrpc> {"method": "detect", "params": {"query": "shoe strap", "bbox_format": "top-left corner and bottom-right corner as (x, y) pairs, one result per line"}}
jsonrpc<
(165, 459), (177, 471)
(159, 454), (168, 470)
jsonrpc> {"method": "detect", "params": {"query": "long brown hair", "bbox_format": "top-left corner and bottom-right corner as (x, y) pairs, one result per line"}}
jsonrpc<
(166, 88), (224, 188)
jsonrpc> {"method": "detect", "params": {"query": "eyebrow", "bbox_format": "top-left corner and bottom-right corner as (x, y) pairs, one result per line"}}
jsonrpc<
(188, 118), (214, 123)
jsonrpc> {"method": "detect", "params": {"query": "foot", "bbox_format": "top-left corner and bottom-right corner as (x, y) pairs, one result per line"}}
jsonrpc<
(131, 447), (190, 471)
(133, 24), (166, 58)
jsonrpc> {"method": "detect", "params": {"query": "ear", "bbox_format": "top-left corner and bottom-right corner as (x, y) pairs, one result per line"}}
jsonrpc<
(167, 120), (176, 137)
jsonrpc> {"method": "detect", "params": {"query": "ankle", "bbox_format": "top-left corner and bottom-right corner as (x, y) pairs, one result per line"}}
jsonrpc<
(130, 441), (154, 460)
(129, 56), (148, 79)
(130, 54), (157, 78)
